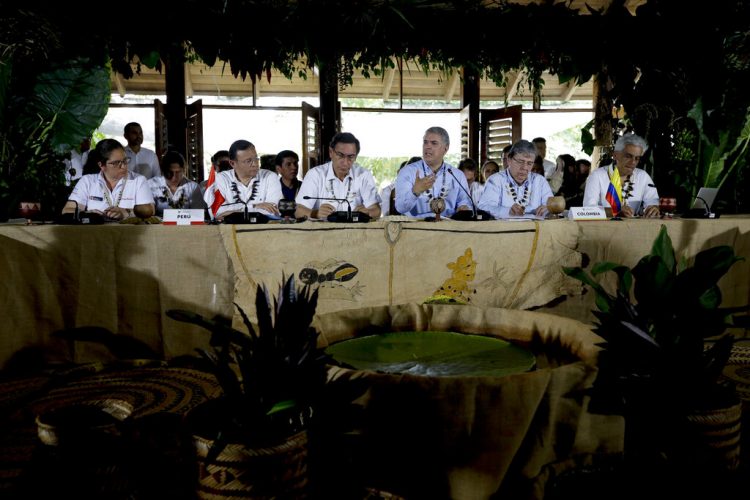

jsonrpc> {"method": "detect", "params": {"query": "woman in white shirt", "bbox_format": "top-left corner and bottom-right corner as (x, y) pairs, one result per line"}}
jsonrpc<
(62, 139), (154, 220)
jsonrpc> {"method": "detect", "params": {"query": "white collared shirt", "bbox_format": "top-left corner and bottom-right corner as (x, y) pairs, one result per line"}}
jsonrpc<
(125, 146), (161, 179)
(148, 176), (205, 216)
(296, 161), (381, 212)
(68, 171), (153, 211)
(210, 168), (283, 217)
(394, 160), (472, 218)
(477, 170), (553, 219)
(583, 165), (659, 212)
(64, 150), (88, 185)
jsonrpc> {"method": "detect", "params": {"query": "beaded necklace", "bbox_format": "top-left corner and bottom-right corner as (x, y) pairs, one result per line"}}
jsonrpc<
(231, 179), (258, 204)
(621, 175), (634, 202)
(504, 171), (531, 207)
(421, 161), (448, 201)
(101, 176), (127, 208)
(327, 177), (352, 208)
(162, 186), (187, 209)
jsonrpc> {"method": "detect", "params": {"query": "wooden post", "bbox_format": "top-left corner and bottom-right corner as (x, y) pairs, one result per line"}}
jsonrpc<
(164, 44), (187, 160)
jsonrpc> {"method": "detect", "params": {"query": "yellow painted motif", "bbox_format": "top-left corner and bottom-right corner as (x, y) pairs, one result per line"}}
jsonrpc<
(433, 248), (477, 303)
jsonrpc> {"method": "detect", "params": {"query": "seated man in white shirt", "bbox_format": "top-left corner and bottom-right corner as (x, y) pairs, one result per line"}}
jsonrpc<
(583, 133), (660, 218)
(477, 139), (553, 219)
(394, 126), (472, 219)
(295, 132), (381, 220)
(61, 138), (155, 220)
(207, 139), (282, 220)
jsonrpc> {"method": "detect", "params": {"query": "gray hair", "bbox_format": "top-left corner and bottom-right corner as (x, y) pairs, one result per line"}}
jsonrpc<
(508, 139), (537, 159)
(424, 126), (450, 147)
(614, 133), (649, 153)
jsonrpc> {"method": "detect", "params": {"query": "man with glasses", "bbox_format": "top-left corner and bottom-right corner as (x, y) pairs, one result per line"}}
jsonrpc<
(206, 139), (283, 220)
(62, 138), (154, 220)
(583, 133), (660, 218)
(123, 122), (161, 179)
(395, 126), (472, 218)
(295, 132), (381, 220)
(477, 139), (553, 219)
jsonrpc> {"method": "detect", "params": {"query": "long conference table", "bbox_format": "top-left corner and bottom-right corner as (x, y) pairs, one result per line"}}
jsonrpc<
(2, 217), (749, 366)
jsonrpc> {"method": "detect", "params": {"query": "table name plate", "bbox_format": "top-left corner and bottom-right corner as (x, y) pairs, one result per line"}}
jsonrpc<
(567, 207), (608, 220)
(162, 209), (205, 225)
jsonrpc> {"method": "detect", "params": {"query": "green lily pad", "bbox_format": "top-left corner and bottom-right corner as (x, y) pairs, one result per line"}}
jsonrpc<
(326, 331), (535, 377)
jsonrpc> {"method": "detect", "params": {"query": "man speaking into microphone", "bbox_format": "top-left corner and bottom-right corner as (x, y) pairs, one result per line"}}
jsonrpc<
(395, 126), (472, 218)
(295, 132), (381, 220)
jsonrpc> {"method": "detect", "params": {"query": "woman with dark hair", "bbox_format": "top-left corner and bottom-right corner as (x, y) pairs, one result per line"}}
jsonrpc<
(61, 138), (154, 220)
(149, 150), (205, 216)
(550, 153), (577, 197)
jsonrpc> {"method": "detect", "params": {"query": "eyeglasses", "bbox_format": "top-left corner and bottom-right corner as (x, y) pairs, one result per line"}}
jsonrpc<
(106, 158), (130, 168)
(511, 157), (535, 168)
(239, 157), (260, 166)
(333, 150), (357, 162)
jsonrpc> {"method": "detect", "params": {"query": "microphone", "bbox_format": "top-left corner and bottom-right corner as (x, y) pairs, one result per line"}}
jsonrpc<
(303, 195), (351, 220)
(302, 195), (370, 222)
(446, 168), (493, 221)
(217, 200), (268, 224)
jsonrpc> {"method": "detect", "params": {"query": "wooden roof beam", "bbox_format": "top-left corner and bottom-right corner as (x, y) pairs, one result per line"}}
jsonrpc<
(113, 72), (126, 97)
(505, 71), (524, 101)
(382, 67), (396, 100)
(445, 71), (460, 102)
(184, 63), (194, 98)
(561, 78), (578, 102)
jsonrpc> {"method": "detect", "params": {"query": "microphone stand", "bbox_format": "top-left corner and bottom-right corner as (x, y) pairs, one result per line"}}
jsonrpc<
(303, 196), (369, 222)
(446, 168), (492, 221)
(217, 200), (268, 224)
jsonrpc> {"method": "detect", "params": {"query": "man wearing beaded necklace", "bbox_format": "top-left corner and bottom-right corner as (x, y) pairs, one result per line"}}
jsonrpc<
(394, 126), (472, 218)
(208, 139), (283, 220)
(295, 132), (381, 220)
(583, 133), (660, 218)
(477, 139), (553, 219)
(62, 138), (155, 220)
(149, 151), (205, 216)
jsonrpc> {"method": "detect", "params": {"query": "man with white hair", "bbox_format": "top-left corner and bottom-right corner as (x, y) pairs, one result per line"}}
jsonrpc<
(583, 133), (660, 218)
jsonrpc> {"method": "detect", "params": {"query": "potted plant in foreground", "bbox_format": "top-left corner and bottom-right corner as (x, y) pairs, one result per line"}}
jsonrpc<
(563, 225), (748, 479)
(167, 275), (329, 499)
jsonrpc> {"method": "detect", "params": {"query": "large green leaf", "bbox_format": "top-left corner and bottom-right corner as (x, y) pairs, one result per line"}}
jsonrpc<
(591, 261), (634, 297)
(563, 266), (613, 312)
(648, 225), (675, 274)
(24, 58), (110, 155)
(632, 255), (674, 310)
(326, 331), (535, 377)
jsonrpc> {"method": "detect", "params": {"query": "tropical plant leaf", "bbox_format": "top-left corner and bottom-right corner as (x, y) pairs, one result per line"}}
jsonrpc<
(580, 119), (595, 156)
(267, 399), (297, 415)
(563, 266), (614, 313)
(23, 58), (110, 154)
(648, 225), (675, 274)
(166, 309), (251, 349)
(591, 262), (633, 297)
(564, 266), (616, 312)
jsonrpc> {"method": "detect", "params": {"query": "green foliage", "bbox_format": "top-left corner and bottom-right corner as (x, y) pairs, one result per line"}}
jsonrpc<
(167, 275), (330, 451)
(0, 13), (110, 220)
(563, 225), (746, 411)
(687, 98), (750, 197)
